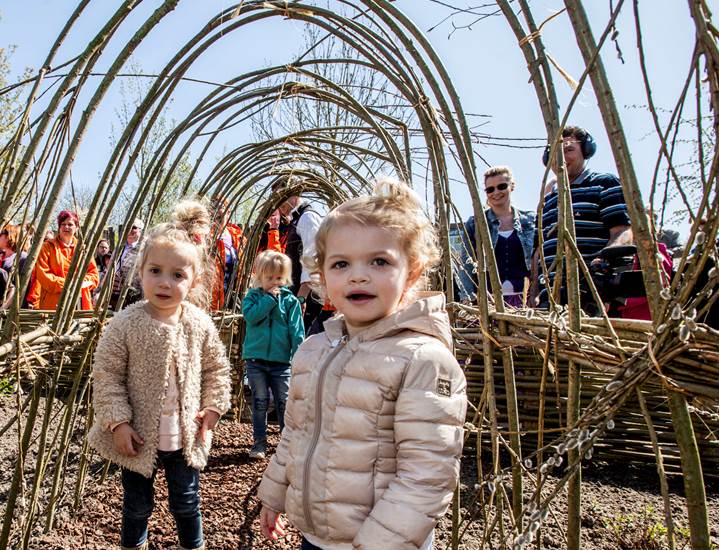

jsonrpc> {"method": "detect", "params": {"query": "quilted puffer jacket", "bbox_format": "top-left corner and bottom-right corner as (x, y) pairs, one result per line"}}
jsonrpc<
(258, 292), (467, 549)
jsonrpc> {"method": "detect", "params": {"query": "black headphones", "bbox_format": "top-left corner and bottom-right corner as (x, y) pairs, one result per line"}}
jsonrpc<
(542, 130), (597, 166)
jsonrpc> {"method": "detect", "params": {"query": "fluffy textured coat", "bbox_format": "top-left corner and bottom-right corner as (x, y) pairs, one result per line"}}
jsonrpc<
(88, 301), (232, 478)
(259, 293), (467, 550)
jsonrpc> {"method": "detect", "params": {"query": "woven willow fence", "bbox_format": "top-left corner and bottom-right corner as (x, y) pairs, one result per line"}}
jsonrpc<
(0, 1), (717, 549)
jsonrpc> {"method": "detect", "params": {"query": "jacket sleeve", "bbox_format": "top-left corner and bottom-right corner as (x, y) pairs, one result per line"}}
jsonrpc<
(242, 289), (277, 324)
(287, 296), (305, 359)
(83, 258), (100, 291)
(34, 242), (65, 294)
(92, 318), (132, 431)
(353, 342), (467, 550)
(200, 319), (232, 414)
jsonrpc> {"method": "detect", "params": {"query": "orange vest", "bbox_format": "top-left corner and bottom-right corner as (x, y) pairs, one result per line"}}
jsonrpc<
(211, 224), (245, 311)
(33, 237), (99, 310)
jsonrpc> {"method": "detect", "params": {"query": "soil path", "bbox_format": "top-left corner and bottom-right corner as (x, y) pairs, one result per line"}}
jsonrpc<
(23, 419), (719, 549)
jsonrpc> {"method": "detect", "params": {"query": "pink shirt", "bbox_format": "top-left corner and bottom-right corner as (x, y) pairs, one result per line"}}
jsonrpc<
(158, 357), (182, 451)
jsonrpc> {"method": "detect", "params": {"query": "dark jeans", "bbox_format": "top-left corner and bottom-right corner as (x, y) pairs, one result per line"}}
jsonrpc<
(301, 537), (324, 550)
(246, 359), (291, 448)
(121, 449), (203, 549)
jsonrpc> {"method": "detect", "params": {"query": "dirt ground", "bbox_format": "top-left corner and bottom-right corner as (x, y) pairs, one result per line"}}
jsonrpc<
(1, 394), (717, 549)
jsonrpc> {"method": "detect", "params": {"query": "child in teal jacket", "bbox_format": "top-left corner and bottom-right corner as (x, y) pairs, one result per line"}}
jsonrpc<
(242, 250), (304, 458)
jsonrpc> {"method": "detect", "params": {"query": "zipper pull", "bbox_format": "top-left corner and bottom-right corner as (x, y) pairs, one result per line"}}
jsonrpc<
(329, 335), (347, 348)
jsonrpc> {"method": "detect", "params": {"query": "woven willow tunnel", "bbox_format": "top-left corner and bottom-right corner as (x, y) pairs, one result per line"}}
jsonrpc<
(0, 1), (717, 548)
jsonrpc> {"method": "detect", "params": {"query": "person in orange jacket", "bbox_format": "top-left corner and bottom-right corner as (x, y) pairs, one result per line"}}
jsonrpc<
(210, 199), (246, 311)
(33, 211), (99, 310)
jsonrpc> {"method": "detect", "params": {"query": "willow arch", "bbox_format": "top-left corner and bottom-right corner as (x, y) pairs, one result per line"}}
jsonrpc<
(0, 2), (717, 549)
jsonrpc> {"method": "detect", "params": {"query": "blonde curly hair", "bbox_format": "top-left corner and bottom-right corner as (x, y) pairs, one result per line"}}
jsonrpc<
(137, 199), (213, 308)
(304, 177), (440, 297)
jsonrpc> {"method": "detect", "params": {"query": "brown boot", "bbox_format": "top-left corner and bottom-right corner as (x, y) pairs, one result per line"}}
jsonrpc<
(121, 542), (148, 550)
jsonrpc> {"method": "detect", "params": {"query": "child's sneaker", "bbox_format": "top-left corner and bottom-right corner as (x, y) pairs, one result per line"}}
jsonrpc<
(249, 442), (266, 459)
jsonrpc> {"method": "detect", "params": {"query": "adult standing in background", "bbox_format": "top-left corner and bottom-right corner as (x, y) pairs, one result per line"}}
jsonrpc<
(95, 238), (111, 276)
(459, 166), (535, 307)
(271, 177), (323, 330)
(210, 198), (245, 311)
(530, 125), (633, 308)
(110, 219), (144, 310)
(33, 211), (99, 310)
(0, 224), (29, 307)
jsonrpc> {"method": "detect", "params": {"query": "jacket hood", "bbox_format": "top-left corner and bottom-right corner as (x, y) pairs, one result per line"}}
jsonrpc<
(324, 291), (453, 350)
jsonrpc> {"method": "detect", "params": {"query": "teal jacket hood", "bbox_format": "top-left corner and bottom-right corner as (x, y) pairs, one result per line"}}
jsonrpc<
(241, 286), (305, 363)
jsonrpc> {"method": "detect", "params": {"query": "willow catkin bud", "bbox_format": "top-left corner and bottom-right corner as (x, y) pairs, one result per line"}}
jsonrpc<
(524, 458), (532, 469)
(660, 288), (671, 300)
(657, 323), (667, 334)
(557, 442), (567, 455)
(679, 324), (691, 342)
(606, 380), (623, 392)
(526, 308), (534, 319)
(586, 447), (593, 460)
(671, 304), (683, 320)
(555, 454), (563, 466)
(607, 419), (616, 430)
(686, 317), (698, 332)
(566, 437), (579, 451)
(696, 231), (706, 245)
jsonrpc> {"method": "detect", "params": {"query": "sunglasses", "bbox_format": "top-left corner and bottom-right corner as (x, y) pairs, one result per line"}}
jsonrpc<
(484, 182), (510, 195)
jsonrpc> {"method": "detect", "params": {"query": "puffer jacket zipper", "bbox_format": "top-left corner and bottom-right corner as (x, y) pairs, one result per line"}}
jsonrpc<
(302, 335), (348, 533)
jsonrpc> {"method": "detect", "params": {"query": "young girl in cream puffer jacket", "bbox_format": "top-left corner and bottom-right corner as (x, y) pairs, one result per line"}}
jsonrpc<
(258, 179), (467, 550)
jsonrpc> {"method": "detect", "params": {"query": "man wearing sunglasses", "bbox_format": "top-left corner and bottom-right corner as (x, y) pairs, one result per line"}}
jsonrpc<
(110, 218), (144, 310)
(458, 166), (535, 305)
(529, 125), (633, 308)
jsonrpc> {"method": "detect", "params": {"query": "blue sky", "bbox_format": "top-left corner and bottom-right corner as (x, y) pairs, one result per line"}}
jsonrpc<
(0, 1), (701, 235)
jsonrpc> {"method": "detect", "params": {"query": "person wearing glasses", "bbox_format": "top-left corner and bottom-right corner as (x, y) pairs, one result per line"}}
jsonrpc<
(459, 166), (535, 307)
(529, 125), (632, 308)
(110, 219), (144, 310)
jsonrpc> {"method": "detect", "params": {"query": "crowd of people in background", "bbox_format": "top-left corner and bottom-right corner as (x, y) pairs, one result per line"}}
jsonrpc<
(0, 124), (714, 328)
(456, 124), (714, 324)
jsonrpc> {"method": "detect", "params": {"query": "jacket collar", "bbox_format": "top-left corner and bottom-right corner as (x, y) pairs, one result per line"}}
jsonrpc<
(323, 291), (453, 350)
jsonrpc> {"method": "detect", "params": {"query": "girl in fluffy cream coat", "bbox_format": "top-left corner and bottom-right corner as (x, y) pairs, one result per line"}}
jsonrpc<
(89, 201), (231, 550)
(258, 179), (467, 550)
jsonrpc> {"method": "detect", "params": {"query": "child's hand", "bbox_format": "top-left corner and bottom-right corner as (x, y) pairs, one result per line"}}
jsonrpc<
(196, 408), (220, 443)
(259, 505), (286, 540)
(268, 286), (280, 296)
(113, 423), (144, 457)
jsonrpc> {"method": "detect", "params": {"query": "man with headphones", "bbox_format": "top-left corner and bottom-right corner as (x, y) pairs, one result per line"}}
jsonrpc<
(529, 125), (633, 308)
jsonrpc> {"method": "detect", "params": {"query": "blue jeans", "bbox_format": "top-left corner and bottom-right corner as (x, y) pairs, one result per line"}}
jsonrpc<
(121, 449), (203, 549)
(245, 359), (291, 448)
(301, 537), (324, 549)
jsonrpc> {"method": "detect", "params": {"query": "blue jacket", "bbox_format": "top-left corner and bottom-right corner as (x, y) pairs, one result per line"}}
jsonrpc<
(457, 207), (536, 301)
(242, 286), (304, 363)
